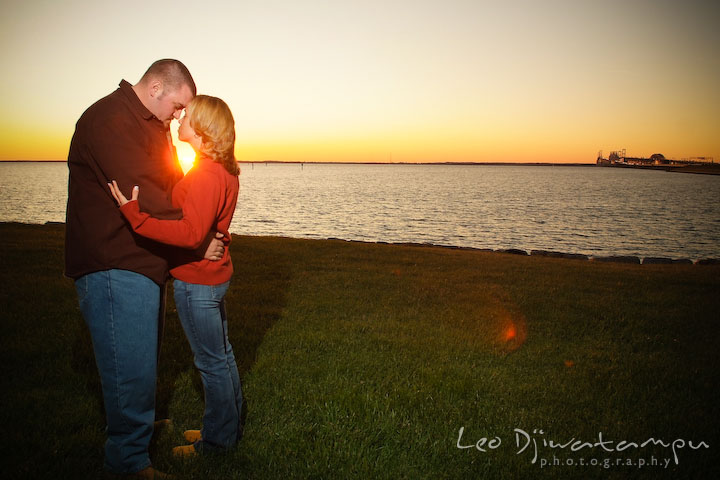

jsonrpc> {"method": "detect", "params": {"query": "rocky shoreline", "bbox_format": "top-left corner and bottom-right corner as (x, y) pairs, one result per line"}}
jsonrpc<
(33, 221), (720, 267)
(374, 242), (718, 265)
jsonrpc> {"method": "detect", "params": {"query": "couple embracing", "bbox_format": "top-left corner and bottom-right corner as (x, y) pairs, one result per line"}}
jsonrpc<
(66, 59), (242, 478)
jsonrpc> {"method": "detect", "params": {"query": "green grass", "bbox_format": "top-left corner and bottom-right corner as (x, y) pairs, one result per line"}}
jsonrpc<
(1, 222), (718, 479)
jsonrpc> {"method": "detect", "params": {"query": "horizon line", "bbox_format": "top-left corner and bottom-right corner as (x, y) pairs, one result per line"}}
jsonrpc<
(0, 159), (597, 166)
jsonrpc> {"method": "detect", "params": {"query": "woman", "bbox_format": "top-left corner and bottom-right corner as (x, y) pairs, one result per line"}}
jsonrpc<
(109, 95), (242, 457)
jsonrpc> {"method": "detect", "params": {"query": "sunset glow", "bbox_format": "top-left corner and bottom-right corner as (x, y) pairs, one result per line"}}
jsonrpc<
(171, 124), (197, 174)
(1, 1), (718, 164)
(177, 148), (196, 175)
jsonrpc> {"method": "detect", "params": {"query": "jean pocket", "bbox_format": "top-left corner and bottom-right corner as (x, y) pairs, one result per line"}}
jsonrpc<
(211, 281), (230, 301)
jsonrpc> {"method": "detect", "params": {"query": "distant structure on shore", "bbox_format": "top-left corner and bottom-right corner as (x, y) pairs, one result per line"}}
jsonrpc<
(596, 149), (715, 167)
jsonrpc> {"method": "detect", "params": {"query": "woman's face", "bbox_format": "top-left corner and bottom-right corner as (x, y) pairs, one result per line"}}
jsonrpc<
(178, 110), (202, 151)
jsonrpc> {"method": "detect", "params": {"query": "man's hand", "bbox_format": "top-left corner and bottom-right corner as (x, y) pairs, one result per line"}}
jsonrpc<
(204, 232), (225, 261)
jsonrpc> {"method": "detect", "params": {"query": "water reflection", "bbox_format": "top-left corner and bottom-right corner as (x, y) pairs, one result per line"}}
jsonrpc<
(235, 163), (720, 260)
(1, 162), (719, 260)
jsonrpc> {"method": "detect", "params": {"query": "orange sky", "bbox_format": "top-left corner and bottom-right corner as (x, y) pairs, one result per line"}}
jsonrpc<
(1, 0), (718, 166)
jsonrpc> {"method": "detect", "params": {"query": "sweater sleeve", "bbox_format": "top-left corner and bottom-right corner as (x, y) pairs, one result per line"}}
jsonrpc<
(119, 169), (221, 249)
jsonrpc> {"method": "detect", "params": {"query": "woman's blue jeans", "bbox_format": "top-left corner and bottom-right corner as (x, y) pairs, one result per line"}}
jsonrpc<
(173, 279), (243, 451)
(75, 269), (160, 474)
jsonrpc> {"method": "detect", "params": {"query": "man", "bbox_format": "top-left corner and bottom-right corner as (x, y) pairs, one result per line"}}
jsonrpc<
(65, 59), (224, 478)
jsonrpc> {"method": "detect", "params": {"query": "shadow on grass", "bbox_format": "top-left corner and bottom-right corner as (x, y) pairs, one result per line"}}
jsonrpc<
(158, 236), (293, 429)
(224, 236), (293, 377)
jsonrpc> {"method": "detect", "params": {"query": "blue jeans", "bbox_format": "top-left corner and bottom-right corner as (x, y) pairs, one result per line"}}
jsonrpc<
(173, 279), (243, 451)
(75, 269), (161, 474)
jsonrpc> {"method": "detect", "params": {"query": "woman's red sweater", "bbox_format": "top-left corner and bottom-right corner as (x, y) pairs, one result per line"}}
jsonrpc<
(119, 157), (239, 285)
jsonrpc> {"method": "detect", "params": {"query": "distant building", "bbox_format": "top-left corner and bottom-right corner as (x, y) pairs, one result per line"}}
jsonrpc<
(650, 154), (668, 165)
(597, 150), (714, 167)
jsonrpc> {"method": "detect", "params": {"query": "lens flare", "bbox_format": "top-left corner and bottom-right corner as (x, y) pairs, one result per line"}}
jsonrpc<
(505, 325), (517, 341)
(487, 286), (528, 353)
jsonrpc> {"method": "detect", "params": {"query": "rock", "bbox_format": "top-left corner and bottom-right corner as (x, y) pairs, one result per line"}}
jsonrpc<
(530, 250), (588, 260)
(642, 257), (694, 265)
(560, 253), (589, 261)
(498, 248), (528, 256)
(591, 256), (641, 264)
(530, 249), (561, 257)
(642, 257), (674, 264)
(671, 259), (694, 264)
(696, 258), (720, 265)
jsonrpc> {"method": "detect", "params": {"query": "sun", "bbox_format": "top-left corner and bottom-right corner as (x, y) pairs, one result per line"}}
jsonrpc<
(176, 143), (196, 174)
(170, 119), (196, 174)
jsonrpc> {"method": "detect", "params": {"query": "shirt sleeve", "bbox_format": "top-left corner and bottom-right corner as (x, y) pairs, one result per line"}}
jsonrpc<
(118, 169), (221, 249)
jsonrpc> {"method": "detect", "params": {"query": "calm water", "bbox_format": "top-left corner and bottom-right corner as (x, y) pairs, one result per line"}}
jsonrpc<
(1, 162), (719, 260)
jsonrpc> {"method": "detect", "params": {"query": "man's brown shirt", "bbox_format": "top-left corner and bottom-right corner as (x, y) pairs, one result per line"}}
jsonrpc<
(65, 80), (184, 285)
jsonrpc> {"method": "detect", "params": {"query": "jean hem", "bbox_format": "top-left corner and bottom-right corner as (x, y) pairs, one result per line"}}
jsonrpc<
(194, 439), (237, 455)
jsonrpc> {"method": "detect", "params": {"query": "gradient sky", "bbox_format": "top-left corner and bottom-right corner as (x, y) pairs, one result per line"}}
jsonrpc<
(1, 0), (718, 166)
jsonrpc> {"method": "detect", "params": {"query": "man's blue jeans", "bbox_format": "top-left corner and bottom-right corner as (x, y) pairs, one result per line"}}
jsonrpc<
(173, 279), (243, 451)
(75, 269), (160, 474)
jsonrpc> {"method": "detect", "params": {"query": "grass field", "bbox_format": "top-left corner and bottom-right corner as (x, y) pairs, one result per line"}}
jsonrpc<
(1, 222), (718, 479)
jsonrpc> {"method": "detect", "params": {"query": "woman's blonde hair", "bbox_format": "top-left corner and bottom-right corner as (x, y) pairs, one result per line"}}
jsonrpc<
(186, 95), (239, 176)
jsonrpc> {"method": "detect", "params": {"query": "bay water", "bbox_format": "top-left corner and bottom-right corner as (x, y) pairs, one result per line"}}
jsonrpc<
(1, 161), (718, 260)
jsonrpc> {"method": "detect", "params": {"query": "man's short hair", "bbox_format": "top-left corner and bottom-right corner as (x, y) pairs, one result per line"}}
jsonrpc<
(140, 59), (196, 96)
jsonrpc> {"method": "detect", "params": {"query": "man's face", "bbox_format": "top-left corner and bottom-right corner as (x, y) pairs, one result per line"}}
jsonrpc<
(153, 83), (194, 127)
